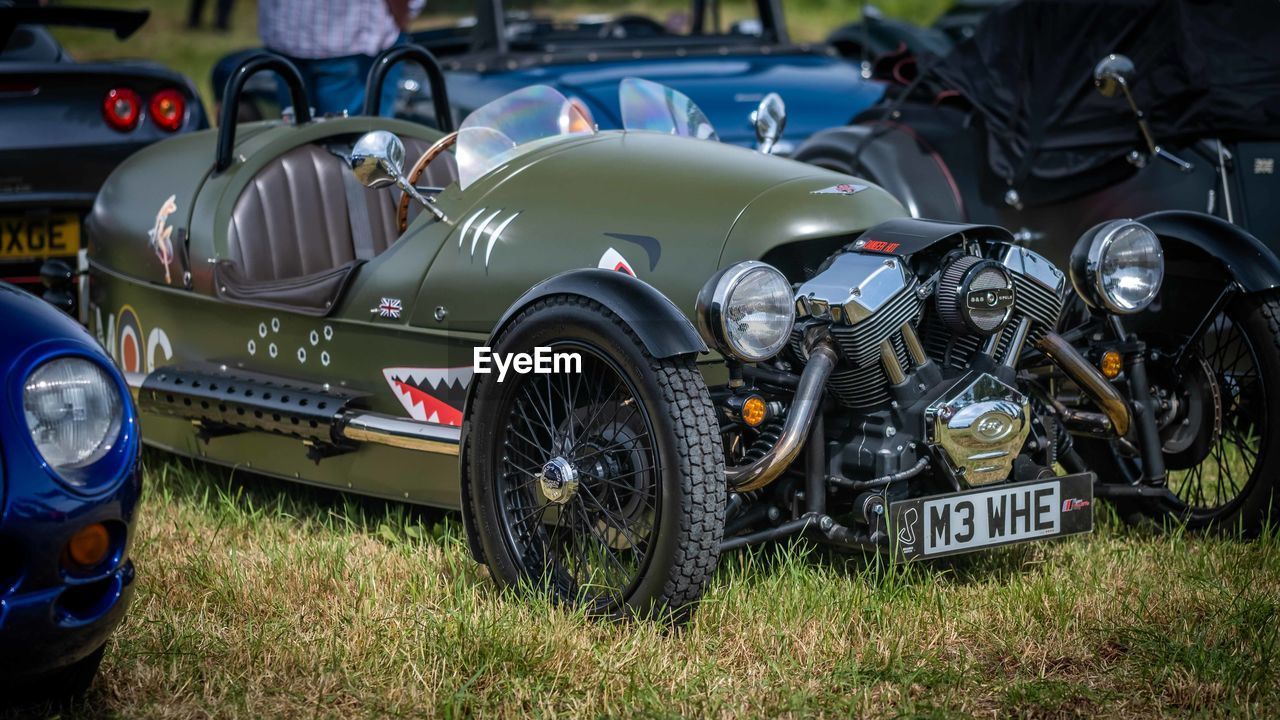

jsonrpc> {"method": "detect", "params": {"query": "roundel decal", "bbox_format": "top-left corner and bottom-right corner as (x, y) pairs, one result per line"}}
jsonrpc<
(117, 306), (143, 373)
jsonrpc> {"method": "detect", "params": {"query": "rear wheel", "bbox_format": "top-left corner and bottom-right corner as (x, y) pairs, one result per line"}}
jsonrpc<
(1084, 292), (1280, 534)
(468, 296), (724, 620)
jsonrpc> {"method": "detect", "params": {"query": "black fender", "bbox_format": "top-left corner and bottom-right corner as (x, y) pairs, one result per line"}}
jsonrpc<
(793, 123), (966, 221)
(456, 268), (707, 562)
(1138, 210), (1280, 293)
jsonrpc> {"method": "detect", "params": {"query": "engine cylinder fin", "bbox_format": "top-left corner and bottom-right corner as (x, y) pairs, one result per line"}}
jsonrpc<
(827, 277), (921, 367)
(1009, 271), (1064, 337)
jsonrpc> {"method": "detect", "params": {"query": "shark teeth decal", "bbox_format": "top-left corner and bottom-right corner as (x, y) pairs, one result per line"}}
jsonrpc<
(382, 366), (473, 426)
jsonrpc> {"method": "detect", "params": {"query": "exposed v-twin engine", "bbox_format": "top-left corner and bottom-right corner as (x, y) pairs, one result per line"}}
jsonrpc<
(790, 236), (1067, 488)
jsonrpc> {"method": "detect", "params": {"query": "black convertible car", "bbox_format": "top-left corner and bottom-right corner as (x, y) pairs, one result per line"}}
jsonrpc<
(0, 5), (207, 316)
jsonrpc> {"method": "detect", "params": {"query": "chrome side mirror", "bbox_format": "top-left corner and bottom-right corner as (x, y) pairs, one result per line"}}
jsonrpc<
(1091, 54), (1193, 173)
(752, 93), (786, 155)
(351, 130), (407, 189)
(1092, 53), (1135, 98)
(350, 130), (446, 222)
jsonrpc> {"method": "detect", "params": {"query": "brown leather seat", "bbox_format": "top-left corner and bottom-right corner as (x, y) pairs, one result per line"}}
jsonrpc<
(226, 136), (457, 284)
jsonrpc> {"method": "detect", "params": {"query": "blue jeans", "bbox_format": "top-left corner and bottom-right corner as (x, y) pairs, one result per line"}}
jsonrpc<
(277, 53), (399, 117)
(271, 35), (406, 118)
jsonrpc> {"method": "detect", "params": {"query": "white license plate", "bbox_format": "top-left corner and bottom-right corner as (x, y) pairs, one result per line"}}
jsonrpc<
(889, 473), (1094, 560)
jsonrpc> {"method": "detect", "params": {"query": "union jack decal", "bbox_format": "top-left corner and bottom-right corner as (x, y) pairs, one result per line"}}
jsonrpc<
(373, 297), (402, 319)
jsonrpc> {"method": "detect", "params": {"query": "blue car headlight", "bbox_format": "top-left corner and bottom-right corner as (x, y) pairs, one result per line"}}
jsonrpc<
(23, 357), (124, 482)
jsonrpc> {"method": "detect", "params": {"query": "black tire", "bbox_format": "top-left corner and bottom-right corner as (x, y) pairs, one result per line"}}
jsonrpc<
(1081, 292), (1280, 534)
(791, 137), (863, 177)
(467, 296), (725, 621)
(1, 644), (104, 706)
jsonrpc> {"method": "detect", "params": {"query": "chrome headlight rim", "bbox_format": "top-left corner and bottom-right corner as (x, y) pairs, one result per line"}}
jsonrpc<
(19, 352), (134, 491)
(1071, 219), (1165, 315)
(696, 261), (795, 363)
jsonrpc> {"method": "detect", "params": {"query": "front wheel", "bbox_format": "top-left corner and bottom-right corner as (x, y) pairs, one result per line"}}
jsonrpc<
(467, 296), (725, 620)
(1083, 292), (1280, 534)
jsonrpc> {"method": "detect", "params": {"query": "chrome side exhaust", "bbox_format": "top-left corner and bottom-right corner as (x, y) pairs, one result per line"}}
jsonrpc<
(726, 336), (838, 492)
(336, 411), (459, 455)
(1035, 331), (1132, 437)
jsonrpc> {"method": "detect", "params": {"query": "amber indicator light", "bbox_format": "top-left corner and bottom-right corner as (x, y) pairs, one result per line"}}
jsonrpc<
(66, 523), (110, 568)
(1100, 351), (1123, 379)
(741, 395), (767, 427)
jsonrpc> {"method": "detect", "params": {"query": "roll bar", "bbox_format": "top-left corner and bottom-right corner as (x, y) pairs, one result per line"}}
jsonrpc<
(362, 44), (455, 132)
(216, 53), (311, 172)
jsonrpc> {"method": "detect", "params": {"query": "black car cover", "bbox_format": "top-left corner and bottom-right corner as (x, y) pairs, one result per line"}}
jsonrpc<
(921, 0), (1280, 202)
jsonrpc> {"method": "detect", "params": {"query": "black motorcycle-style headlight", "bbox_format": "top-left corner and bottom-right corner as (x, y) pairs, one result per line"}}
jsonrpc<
(1070, 220), (1164, 315)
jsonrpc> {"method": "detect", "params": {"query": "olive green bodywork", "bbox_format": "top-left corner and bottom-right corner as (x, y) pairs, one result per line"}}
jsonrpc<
(86, 115), (906, 506)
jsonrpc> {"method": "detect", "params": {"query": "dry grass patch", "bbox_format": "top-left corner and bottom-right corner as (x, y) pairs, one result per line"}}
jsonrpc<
(6, 453), (1269, 718)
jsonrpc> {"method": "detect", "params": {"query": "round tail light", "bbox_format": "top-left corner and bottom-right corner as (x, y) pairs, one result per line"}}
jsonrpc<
(149, 88), (186, 132)
(102, 87), (141, 132)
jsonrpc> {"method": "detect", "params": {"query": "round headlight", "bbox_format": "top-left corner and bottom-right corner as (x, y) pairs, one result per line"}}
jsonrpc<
(1070, 220), (1164, 314)
(695, 261), (795, 362)
(23, 357), (123, 477)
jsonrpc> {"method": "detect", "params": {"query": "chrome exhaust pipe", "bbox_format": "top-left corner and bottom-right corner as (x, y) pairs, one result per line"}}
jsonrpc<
(726, 336), (837, 492)
(1035, 331), (1131, 437)
(337, 411), (460, 455)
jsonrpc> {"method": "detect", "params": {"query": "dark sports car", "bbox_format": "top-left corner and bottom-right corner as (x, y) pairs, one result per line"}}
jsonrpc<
(0, 281), (141, 703)
(0, 5), (208, 316)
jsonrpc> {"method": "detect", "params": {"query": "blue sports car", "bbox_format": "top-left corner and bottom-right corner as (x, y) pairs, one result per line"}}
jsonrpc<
(0, 281), (140, 701)
(216, 0), (885, 155)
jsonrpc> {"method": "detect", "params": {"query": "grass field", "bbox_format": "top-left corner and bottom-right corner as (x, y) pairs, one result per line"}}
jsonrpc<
(35, 0), (1280, 717)
(14, 453), (1276, 718)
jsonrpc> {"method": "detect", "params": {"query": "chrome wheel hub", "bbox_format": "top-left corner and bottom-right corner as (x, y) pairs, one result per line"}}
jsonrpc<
(538, 456), (579, 504)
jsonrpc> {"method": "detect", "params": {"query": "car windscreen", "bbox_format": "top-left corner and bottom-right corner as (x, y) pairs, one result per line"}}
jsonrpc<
(619, 77), (719, 141)
(409, 0), (780, 55)
(455, 84), (596, 189)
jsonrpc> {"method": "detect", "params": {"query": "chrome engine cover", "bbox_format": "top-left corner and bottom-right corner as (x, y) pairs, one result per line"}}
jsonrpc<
(794, 253), (912, 325)
(926, 372), (1032, 486)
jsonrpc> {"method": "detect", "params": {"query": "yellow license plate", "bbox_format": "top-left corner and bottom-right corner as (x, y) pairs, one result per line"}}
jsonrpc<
(0, 213), (81, 260)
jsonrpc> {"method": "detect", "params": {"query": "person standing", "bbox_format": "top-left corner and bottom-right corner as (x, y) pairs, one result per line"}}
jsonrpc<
(258, 0), (424, 118)
(188, 0), (235, 31)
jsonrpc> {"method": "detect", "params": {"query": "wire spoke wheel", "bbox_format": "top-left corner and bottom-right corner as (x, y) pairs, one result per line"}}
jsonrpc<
(1164, 311), (1266, 515)
(496, 343), (660, 608)
(467, 296), (724, 620)
(1087, 292), (1280, 533)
